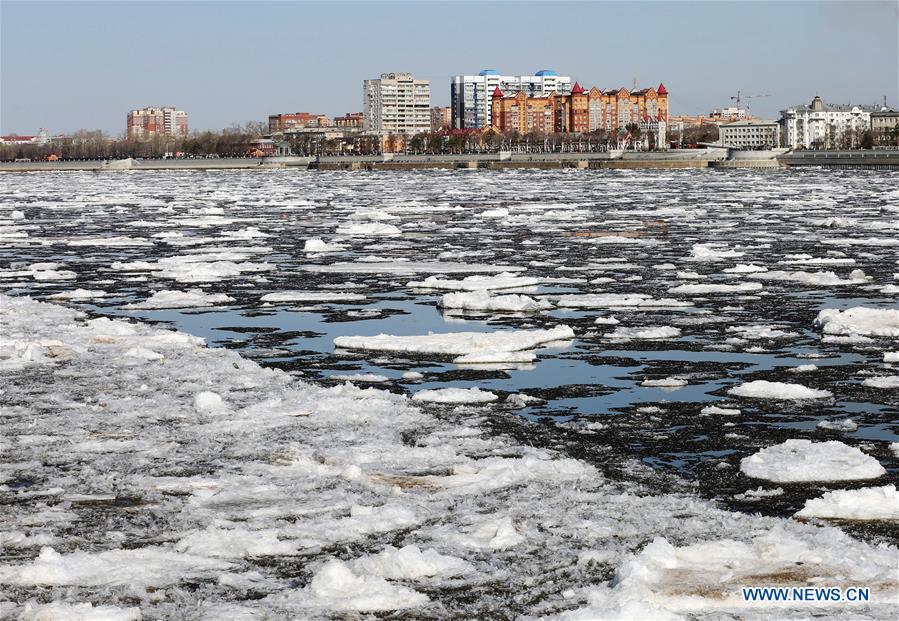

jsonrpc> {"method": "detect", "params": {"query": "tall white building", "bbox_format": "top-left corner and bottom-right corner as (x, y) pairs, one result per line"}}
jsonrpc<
(451, 69), (572, 129)
(362, 73), (431, 135)
(780, 96), (876, 149)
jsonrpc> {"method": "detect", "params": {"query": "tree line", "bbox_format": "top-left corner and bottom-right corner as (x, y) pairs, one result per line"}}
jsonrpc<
(0, 122), (269, 161)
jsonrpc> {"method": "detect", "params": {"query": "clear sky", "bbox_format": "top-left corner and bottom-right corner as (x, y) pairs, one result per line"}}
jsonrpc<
(2, 0), (897, 135)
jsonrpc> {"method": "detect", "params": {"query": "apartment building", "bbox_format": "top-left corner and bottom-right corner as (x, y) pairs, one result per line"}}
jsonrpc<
(780, 96), (877, 148)
(362, 73), (431, 135)
(430, 106), (452, 131)
(127, 107), (188, 140)
(451, 69), (572, 129)
(490, 83), (669, 140)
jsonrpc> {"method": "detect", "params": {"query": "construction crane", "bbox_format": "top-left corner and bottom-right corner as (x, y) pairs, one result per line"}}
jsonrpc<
(731, 91), (771, 118)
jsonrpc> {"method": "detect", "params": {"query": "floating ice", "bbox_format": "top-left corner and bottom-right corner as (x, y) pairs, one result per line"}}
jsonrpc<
(259, 291), (366, 303)
(335, 325), (574, 356)
(728, 380), (832, 400)
(862, 375), (899, 389)
(668, 282), (763, 294)
(740, 439), (885, 482)
(408, 272), (540, 291)
(123, 289), (235, 309)
(796, 485), (899, 521)
(814, 307), (899, 338)
(439, 290), (551, 312)
(349, 545), (473, 579)
(607, 326), (681, 340)
(412, 388), (498, 403)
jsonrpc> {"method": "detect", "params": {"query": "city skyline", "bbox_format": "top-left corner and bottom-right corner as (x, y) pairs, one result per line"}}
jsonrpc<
(2, 0), (897, 135)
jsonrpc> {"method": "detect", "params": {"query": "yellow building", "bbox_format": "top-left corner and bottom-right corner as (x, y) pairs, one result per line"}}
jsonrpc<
(491, 82), (669, 137)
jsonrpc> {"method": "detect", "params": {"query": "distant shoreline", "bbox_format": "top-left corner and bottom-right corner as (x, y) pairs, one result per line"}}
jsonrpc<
(1, 150), (897, 172)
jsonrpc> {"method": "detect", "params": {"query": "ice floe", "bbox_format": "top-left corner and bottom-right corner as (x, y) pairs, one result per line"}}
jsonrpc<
(740, 439), (885, 482)
(795, 485), (899, 521)
(728, 380), (832, 400)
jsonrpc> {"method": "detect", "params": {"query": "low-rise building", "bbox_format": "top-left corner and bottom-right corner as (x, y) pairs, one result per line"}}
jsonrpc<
(268, 113), (329, 132)
(430, 106), (451, 132)
(718, 119), (780, 149)
(333, 112), (364, 129)
(127, 107), (188, 140)
(780, 96), (877, 149)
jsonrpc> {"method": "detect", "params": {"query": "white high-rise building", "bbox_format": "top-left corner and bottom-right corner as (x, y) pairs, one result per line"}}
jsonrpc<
(451, 69), (572, 129)
(362, 73), (431, 135)
(780, 96), (877, 149)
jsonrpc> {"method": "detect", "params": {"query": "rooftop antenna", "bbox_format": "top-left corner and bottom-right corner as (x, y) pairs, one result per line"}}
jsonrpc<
(632, 77), (637, 91)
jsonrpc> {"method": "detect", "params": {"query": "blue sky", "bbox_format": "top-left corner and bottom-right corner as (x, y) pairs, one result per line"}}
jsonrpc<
(2, 1), (897, 135)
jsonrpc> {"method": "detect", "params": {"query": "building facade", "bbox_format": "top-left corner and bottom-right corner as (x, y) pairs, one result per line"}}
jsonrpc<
(127, 107), (188, 140)
(780, 96), (877, 149)
(333, 112), (364, 128)
(430, 106), (452, 132)
(490, 83), (668, 141)
(870, 109), (899, 145)
(268, 113), (329, 132)
(451, 69), (572, 129)
(362, 73), (431, 135)
(718, 119), (780, 149)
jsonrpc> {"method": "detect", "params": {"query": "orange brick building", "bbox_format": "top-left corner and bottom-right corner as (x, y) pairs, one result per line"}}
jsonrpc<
(491, 82), (668, 136)
(268, 113), (330, 132)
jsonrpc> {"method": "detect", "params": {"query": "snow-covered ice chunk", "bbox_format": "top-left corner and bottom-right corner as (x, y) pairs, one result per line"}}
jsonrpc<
(259, 291), (366, 303)
(296, 559), (428, 611)
(194, 391), (226, 413)
(641, 378), (688, 388)
(349, 545), (473, 580)
(796, 485), (899, 521)
(700, 405), (741, 416)
(607, 326), (681, 340)
(862, 375), (899, 389)
(335, 325), (574, 356)
(439, 290), (551, 312)
(751, 269), (871, 286)
(408, 272), (539, 291)
(816, 418), (858, 432)
(740, 439), (885, 482)
(412, 387), (498, 404)
(453, 350), (536, 365)
(303, 238), (346, 253)
(304, 261), (525, 275)
(336, 222), (402, 236)
(448, 516), (524, 550)
(727, 380), (832, 400)
(123, 289), (235, 309)
(0, 546), (231, 587)
(555, 293), (690, 308)
(562, 524), (897, 619)
(46, 289), (108, 301)
(18, 602), (141, 621)
(668, 282), (762, 295)
(816, 307), (899, 338)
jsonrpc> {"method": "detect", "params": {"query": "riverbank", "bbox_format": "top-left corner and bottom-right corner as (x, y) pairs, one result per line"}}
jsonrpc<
(2, 149), (898, 172)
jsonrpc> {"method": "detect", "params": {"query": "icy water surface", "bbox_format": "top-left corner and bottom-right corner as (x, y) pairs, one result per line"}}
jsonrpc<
(1, 168), (898, 618)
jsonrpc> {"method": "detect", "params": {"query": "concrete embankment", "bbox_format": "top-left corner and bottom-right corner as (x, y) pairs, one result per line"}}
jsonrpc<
(778, 150), (899, 169)
(0, 151), (726, 173)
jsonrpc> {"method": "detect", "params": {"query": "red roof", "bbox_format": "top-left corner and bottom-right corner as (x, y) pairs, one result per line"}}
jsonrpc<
(657, 83), (668, 95)
(571, 82), (585, 95)
(492, 86), (503, 98)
